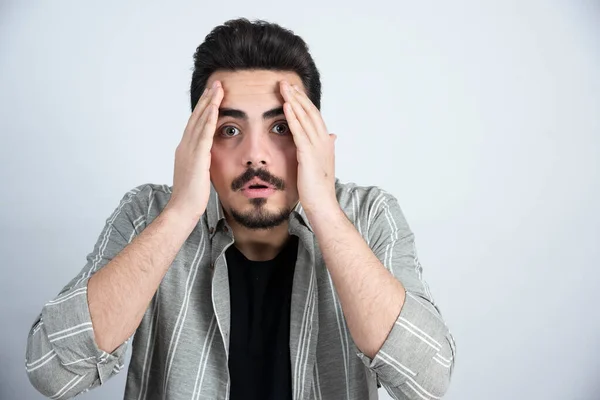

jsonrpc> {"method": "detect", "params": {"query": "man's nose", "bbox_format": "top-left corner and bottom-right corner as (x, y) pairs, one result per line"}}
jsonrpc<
(241, 131), (271, 168)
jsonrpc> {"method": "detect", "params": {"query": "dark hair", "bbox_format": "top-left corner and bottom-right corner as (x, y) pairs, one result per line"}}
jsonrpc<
(190, 18), (322, 111)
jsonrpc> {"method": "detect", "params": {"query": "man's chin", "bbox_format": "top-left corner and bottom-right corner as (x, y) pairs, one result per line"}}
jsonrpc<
(229, 206), (291, 230)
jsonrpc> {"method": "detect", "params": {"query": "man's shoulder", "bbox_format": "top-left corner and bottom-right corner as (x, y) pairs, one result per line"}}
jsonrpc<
(333, 178), (408, 236)
(334, 177), (397, 211)
(115, 182), (173, 215)
(123, 182), (173, 199)
(333, 178), (404, 228)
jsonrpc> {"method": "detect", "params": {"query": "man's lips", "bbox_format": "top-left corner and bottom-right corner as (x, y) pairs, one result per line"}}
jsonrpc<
(240, 178), (277, 199)
(242, 178), (274, 190)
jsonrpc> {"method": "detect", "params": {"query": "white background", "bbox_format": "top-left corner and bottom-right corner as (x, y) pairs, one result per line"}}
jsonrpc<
(1, 1), (599, 399)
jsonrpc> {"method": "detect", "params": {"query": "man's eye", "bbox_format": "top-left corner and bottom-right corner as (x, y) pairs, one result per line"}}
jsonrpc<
(271, 123), (289, 135)
(221, 126), (240, 137)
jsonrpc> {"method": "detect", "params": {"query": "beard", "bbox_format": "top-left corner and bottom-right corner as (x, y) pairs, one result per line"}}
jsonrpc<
(229, 197), (291, 230)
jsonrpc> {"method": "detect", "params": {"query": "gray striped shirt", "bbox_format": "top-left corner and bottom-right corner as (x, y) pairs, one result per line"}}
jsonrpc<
(26, 179), (456, 399)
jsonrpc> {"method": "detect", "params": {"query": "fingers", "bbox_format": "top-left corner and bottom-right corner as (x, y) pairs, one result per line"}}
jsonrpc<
(186, 82), (214, 129)
(194, 103), (219, 151)
(283, 102), (310, 148)
(191, 81), (222, 132)
(280, 81), (315, 144)
(292, 84), (328, 134)
(182, 81), (223, 147)
(194, 81), (221, 115)
(280, 81), (327, 145)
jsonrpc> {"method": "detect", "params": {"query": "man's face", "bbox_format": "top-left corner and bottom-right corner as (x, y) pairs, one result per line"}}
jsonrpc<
(207, 70), (305, 230)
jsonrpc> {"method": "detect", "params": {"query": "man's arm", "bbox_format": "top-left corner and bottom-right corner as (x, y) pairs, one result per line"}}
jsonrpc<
(26, 81), (222, 398)
(88, 201), (198, 353)
(307, 191), (456, 399)
(25, 185), (198, 398)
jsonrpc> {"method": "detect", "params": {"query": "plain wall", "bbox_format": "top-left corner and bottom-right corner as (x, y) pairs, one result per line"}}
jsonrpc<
(1, 1), (599, 399)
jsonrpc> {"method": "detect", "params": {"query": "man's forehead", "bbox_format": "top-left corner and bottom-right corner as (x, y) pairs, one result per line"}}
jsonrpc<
(219, 82), (283, 109)
(207, 70), (303, 94)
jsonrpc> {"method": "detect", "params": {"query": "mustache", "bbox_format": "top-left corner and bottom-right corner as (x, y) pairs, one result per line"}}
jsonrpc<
(231, 168), (286, 191)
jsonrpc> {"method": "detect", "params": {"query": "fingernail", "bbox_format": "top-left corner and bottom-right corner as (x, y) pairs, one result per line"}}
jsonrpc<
(213, 81), (220, 89)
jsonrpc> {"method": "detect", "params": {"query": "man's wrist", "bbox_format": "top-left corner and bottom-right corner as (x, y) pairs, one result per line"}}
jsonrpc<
(162, 204), (203, 232)
(305, 202), (346, 230)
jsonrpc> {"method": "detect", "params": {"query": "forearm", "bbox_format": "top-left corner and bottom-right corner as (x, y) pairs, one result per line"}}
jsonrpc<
(88, 205), (198, 353)
(308, 206), (406, 358)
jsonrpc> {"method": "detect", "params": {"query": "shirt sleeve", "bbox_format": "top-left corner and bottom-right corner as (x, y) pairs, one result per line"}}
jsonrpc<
(25, 184), (152, 398)
(357, 194), (457, 400)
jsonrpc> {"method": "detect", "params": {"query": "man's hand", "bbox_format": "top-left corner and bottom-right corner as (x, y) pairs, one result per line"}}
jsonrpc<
(167, 80), (224, 220)
(279, 81), (338, 216)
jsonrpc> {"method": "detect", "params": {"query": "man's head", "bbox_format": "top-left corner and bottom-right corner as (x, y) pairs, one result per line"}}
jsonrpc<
(190, 19), (322, 230)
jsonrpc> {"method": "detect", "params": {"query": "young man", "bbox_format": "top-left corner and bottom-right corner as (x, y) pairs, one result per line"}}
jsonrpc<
(26, 18), (456, 400)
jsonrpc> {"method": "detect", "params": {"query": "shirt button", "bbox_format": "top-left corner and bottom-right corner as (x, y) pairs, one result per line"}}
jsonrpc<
(209, 227), (214, 234)
(223, 226), (229, 233)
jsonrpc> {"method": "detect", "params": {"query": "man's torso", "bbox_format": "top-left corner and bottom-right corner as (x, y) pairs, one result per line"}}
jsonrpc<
(121, 180), (385, 400)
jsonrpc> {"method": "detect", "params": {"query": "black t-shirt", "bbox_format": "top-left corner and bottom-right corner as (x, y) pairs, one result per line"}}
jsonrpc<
(226, 235), (298, 400)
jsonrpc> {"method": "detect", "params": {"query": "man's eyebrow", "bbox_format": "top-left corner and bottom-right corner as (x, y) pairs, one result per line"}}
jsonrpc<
(218, 106), (285, 120)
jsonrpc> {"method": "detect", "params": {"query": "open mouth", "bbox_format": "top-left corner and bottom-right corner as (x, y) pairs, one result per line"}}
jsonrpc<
(241, 182), (276, 198)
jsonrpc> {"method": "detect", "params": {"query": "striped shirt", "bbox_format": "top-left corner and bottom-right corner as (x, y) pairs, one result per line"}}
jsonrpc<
(26, 179), (456, 399)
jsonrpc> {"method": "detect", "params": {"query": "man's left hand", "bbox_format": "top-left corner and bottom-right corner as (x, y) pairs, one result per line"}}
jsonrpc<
(280, 81), (339, 216)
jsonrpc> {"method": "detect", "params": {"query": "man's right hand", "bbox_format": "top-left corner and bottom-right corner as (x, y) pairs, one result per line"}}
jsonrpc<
(167, 80), (224, 221)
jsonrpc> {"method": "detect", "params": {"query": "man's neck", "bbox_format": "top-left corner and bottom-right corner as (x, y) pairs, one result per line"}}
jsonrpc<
(227, 219), (291, 261)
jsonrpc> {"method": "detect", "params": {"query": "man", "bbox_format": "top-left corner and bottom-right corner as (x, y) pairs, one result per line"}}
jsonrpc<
(26, 18), (456, 400)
